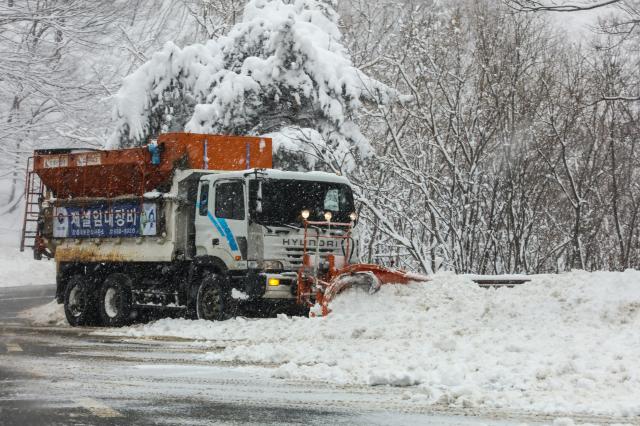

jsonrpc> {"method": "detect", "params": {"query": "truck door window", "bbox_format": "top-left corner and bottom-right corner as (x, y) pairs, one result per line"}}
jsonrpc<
(198, 183), (209, 216)
(215, 181), (244, 220)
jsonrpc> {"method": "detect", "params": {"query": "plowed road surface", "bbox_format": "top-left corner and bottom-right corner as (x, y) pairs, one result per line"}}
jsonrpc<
(0, 285), (619, 425)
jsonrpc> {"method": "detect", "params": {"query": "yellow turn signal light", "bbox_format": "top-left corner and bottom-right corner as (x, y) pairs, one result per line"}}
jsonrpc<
(268, 278), (280, 286)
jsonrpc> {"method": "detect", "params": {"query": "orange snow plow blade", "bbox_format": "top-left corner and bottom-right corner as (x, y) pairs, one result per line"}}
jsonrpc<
(295, 220), (430, 317)
(318, 264), (430, 316)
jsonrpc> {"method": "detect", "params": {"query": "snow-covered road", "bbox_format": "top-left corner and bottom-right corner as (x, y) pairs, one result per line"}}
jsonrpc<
(0, 286), (530, 425)
(5, 267), (640, 424)
(94, 271), (640, 421)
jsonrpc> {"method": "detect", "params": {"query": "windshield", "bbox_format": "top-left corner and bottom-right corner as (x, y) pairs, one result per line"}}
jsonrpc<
(249, 179), (355, 225)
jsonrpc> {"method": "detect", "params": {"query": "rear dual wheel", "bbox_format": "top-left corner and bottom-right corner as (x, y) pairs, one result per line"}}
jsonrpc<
(98, 274), (133, 327)
(64, 273), (133, 327)
(64, 274), (98, 327)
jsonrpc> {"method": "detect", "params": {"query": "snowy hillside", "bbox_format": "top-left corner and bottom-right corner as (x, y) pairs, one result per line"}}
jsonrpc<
(100, 271), (640, 418)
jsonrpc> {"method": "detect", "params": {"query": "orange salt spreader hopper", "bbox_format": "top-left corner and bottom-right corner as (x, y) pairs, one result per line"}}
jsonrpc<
(33, 133), (273, 198)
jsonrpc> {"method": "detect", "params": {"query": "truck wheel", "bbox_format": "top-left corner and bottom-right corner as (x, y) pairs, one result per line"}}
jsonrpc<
(64, 274), (97, 327)
(99, 274), (133, 327)
(196, 274), (228, 321)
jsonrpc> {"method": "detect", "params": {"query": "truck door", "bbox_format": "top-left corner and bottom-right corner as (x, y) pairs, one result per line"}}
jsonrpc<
(194, 180), (217, 258)
(211, 180), (247, 267)
(194, 179), (247, 269)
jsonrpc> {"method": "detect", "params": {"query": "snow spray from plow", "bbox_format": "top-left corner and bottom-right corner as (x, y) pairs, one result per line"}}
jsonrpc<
(296, 219), (429, 316)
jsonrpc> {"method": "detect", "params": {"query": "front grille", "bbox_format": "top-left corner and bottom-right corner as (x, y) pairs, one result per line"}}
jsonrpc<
(264, 233), (344, 270)
(284, 247), (337, 267)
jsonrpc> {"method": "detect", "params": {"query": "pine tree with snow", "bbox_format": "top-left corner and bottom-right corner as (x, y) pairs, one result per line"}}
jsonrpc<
(109, 0), (396, 172)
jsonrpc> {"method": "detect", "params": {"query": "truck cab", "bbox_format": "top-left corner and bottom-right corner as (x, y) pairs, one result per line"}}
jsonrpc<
(193, 169), (358, 303)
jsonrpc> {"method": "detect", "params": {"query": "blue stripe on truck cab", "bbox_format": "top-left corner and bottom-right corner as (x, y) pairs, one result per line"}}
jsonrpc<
(207, 211), (239, 252)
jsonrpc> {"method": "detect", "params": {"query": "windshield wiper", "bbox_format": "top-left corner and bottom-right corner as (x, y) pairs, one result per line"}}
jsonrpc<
(252, 218), (300, 232)
(271, 221), (302, 230)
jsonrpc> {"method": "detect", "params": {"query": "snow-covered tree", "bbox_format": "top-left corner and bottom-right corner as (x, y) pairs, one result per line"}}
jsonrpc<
(109, 0), (396, 172)
(0, 0), (122, 214)
(0, 0), (229, 215)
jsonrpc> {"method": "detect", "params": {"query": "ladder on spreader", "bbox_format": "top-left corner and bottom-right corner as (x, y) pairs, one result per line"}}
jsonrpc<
(20, 156), (44, 256)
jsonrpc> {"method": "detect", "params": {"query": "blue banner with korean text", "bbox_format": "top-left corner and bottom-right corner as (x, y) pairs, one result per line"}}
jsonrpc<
(52, 202), (157, 238)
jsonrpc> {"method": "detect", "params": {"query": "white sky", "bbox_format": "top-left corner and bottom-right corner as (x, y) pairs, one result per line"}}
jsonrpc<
(547, 3), (621, 42)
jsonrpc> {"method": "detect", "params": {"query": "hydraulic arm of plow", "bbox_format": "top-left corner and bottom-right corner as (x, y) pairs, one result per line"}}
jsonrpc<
(296, 220), (429, 316)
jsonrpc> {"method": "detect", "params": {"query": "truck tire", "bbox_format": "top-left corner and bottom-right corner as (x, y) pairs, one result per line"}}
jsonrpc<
(98, 274), (133, 327)
(64, 274), (98, 327)
(196, 274), (229, 321)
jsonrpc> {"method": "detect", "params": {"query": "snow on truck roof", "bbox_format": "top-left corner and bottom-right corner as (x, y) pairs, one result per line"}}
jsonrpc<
(198, 168), (352, 185)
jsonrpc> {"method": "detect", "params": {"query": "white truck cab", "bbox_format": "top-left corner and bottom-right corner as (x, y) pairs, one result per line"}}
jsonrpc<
(193, 169), (358, 302)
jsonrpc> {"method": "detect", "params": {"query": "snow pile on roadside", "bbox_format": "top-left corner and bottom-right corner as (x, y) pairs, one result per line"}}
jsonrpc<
(19, 300), (66, 326)
(0, 223), (55, 288)
(0, 245), (55, 287)
(101, 271), (640, 417)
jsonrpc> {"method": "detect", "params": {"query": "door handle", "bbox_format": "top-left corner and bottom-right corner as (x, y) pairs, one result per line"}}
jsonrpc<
(212, 238), (219, 246)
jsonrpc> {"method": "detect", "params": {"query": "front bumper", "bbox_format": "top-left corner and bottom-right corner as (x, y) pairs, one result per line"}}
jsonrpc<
(261, 273), (297, 299)
(241, 270), (297, 300)
(262, 272), (297, 299)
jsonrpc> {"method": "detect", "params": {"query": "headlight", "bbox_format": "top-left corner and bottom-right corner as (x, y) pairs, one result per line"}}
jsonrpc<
(324, 211), (333, 222)
(301, 209), (310, 219)
(268, 278), (280, 286)
(349, 212), (357, 221)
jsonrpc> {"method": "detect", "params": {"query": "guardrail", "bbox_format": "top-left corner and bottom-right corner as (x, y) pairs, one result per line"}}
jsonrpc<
(464, 274), (531, 288)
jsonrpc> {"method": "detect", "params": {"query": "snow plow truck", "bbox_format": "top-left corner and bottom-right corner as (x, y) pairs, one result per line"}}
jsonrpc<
(21, 133), (427, 326)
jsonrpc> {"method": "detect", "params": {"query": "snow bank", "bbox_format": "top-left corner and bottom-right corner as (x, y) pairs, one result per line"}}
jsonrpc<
(0, 223), (55, 288)
(19, 300), (66, 326)
(99, 271), (640, 417)
(0, 246), (55, 287)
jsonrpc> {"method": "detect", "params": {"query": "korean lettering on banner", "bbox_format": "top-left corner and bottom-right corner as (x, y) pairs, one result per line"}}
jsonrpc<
(52, 202), (157, 238)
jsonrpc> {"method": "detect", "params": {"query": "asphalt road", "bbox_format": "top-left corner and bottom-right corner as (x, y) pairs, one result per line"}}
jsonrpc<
(0, 284), (56, 324)
(0, 285), (629, 426)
